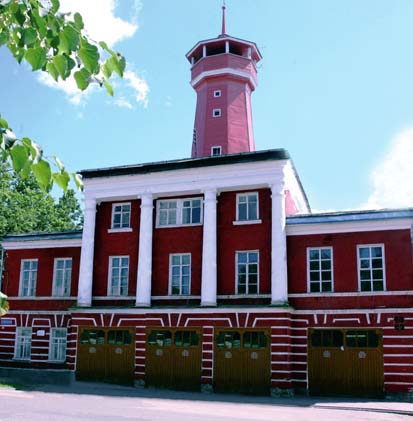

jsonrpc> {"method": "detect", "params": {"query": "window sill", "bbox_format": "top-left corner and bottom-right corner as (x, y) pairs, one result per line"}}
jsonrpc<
(48, 359), (66, 363)
(156, 223), (203, 229)
(232, 219), (262, 226)
(107, 228), (133, 233)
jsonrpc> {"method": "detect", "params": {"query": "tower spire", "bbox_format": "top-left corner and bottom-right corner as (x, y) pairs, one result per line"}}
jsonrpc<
(221, 1), (227, 36)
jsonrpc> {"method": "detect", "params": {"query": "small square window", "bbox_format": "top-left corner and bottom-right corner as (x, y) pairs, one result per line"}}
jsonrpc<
(111, 203), (131, 229)
(212, 109), (221, 117)
(213, 90), (221, 97)
(357, 245), (385, 292)
(236, 193), (259, 221)
(211, 146), (222, 157)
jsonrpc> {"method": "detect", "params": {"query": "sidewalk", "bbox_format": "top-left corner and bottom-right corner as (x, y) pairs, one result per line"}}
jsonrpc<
(18, 380), (413, 417)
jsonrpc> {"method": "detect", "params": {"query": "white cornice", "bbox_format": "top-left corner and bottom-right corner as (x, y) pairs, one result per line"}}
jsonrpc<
(286, 218), (413, 235)
(191, 68), (257, 90)
(2, 238), (82, 250)
(83, 160), (288, 202)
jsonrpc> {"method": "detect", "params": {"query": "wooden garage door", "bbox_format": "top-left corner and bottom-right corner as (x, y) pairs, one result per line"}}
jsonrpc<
(214, 329), (270, 395)
(145, 328), (202, 390)
(77, 328), (135, 385)
(308, 329), (383, 397)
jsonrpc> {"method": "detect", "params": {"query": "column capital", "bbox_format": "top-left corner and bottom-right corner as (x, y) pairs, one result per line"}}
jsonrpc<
(84, 198), (97, 212)
(139, 193), (153, 208)
(202, 188), (217, 201)
(270, 184), (285, 197)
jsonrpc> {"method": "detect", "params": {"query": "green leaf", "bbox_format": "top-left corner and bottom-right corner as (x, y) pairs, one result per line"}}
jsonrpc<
(23, 27), (38, 47)
(99, 41), (115, 55)
(59, 25), (79, 54)
(54, 156), (64, 171)
(73, 12), (84, 30)
(78, 40), (99, 73)
(0, 116), (8, 129)
(52, 171), (70, 192)
(72, 172), (83, 191)
(105, 55), (126, 78)
(51, 0), (60, 14)
(46, 62), (59, 81)
(103, 78), (113, 96)
(74, 68), (90, 90)
(52, 54), (67, 79)
(102, 59), (113, 78)
(0, 31), (9, 46)
(25, 47), (47, 71)
(32, 159), (52, 190)
(10, 144), (28, 173)
(21, 137), (39, 160)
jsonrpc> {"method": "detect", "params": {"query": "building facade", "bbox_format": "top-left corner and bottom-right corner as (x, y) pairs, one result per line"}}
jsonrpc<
(1, 10), (413, 398)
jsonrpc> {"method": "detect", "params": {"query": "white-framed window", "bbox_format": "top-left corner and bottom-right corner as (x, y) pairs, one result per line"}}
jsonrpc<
(357, 245), (385, 292)
(111, 202), (131, 229)
(169, 253), (191, 295)
(211, 146), (222, 157)
(236, 192), (259, 221)
(52, 258), (72, 297)
(157, 198), (203, 227)
(158, 200), (178, 226)
(307, 247), (333, 293)
(212, 108), (221, 117)
(49, 328), (67, 362)
(14, 327), (31, 360)
(108, 256), (129, 296)
(213, 90), (221, 97)
(19, 259), (38, 297)
(236, 251), (259, 294)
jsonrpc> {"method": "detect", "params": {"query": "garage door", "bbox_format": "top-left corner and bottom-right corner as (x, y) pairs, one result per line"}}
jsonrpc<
(145, 328), (202, 390)
(308, 329), (383, 397)
(77, 328), (135, 385)
(214, 329), (270, 395)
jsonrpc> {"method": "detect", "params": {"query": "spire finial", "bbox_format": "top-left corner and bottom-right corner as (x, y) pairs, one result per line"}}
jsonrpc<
(221, 0), (227, 36)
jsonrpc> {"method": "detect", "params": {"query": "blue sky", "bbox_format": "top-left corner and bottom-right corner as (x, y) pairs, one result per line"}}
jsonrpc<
(1, 0), (412, 212)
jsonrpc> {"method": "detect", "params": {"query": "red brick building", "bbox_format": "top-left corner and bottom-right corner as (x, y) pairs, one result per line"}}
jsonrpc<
(1, 9), (413, 397)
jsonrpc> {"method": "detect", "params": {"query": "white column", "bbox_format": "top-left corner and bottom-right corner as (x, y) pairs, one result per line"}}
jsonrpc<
(135, 194), (153, 307)
(271, 184), (288, 304)
(201, 189), (217, 307)
(225, 41), (229, 53)
(202, 45), (206, 58)
(77, 198), (97, 307)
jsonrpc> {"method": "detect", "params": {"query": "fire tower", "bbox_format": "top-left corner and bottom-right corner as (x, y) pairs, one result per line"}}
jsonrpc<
(187, 4), (262, 158)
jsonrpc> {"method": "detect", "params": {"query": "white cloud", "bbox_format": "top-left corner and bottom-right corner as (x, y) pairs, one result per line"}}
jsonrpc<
(59, 0), (138, 47)
(124, 70), (149, 108)
(363, 129), (413, 209)
(37, 72), (94, 105)
(37, 0), (144, 106)
(113, 97), (133, 109)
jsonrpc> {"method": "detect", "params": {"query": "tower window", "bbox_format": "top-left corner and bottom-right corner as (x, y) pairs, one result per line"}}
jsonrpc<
(213, 90), (221, 98)
(212, 108), (221, 117)
(211, 146), (222, 157)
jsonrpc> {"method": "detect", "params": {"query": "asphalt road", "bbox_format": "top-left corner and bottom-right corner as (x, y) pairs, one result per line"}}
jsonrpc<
(0, 384), (411, 421)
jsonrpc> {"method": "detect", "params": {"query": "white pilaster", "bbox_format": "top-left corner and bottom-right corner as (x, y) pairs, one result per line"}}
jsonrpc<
(201, 189), (217, 307)
(77, 198), (97, 307)
(202, 45), (206, 58)
(271, 184), (288, 304)
(225, 41), (229, 53)
(136, 194), (153, 307)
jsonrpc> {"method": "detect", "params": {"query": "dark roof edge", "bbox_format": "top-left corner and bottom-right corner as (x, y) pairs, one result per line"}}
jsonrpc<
(287, 208), (413, 225)
(80, 149), (290, 179)
(2, 230), (83, 242)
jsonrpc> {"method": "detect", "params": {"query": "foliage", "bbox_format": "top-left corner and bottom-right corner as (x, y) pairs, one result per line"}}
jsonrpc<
(0, 160), (82, 237)
(0, 0), (126, 191)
